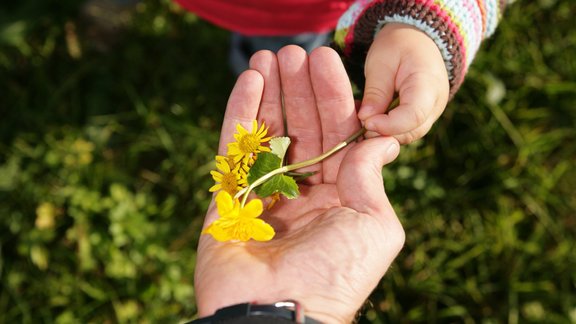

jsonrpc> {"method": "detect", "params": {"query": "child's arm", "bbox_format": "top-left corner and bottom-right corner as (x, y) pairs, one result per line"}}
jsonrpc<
(334, 1), (512, 143)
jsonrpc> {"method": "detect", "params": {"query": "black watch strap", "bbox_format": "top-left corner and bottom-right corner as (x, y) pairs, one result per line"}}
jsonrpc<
(187, 301), (323, 324)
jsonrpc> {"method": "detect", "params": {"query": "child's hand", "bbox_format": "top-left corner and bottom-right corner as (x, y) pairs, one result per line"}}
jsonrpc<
(359, 23), (450, 144)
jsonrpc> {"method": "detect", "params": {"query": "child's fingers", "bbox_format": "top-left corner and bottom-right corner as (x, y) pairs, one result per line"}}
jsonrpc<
(363, 110), (437, 144)
(361, 75), (448, 143)
(357, 25), (400, 122)
(359, 23), (449, 144)
(363, 72), (445, 143)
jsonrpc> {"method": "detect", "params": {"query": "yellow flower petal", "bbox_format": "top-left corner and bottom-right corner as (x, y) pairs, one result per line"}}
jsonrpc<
(202, 222), (233, 242)
(210, 170), (223, 182)
(227, 143), (238, 155)
(236, 123), (248, 135)
(257, 123), (266, 136)
(226, 120), (272, 166)
(210, 156), (244, 195)
(216, 158), (231, 173)
(225, 218), (275, 242)
(215, 191), (236, 216)
(205, 192), (275, 242)
(216, 155), (236, 172)
(241, 198), (263, 219)
(204, 120), (278, 242)
(266, 193), (281, 210)
(208, 222), (273, 242)
(247, 219), (275, 241)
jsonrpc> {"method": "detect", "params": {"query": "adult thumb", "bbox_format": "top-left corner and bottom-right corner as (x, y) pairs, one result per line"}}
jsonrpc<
(337, 137), (399, 218)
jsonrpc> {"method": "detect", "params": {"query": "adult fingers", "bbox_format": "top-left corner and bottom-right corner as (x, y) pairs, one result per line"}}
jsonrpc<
(249, 50), (285, 136)
(338, 138), (406, 285)
(277, 45), (323, 183)
(309, 46), (359, 183)
(218, 70), (264, 155)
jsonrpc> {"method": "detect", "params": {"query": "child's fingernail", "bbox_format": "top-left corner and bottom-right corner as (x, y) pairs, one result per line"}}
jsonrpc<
(358, 105), (375, 119)
(365, 119), (374, 130)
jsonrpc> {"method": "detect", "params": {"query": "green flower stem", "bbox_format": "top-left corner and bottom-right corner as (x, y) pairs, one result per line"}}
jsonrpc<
(239, 126), (367, 207)
(283, 126), (366, 172)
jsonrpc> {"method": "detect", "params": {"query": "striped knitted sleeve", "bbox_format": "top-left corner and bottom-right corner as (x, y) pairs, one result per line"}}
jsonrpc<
(333, 0), (512, 96)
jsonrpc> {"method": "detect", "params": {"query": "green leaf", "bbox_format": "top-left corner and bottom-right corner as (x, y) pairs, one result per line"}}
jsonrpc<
(269, 137), (291, 162)
(258, 174), (299, 199)
(248, 152), (299, 199)
(249, 152), (281, 179)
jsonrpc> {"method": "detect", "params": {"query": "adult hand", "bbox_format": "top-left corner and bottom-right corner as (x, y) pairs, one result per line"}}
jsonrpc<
(360, 23), (450, 144)
(194, 46), (405, 323)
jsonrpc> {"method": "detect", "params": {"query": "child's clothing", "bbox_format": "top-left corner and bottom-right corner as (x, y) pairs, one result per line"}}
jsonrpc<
(174, 0), (355, 35)
(175, 0), (511, 94)
(334, 0), (511, 95)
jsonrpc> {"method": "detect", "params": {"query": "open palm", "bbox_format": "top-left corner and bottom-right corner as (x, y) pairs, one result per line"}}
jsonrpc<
(194, 46), (405, 323)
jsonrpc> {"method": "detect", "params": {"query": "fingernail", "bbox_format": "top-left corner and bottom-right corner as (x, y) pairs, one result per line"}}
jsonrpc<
(358, 105), (376, 119)
(364, 119), (374, 130)
(387, 141), (400, 157)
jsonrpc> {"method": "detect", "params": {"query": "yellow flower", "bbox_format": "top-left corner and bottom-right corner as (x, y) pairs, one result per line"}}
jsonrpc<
(209, 156), (243, 195)
(203, 191), (275, 242)
(266, 192), (281, 210)
(228, 120), (272, 165)
(236, 166), (249, 188)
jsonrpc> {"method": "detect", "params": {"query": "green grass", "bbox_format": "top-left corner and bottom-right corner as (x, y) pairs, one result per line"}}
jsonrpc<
(1, 0), (575, 323)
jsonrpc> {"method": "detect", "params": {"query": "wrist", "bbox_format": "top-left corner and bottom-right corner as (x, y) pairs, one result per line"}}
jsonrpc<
(193, 300), (351, 324)
(195, 280), (359, 323)
(197, 295), (356, 324)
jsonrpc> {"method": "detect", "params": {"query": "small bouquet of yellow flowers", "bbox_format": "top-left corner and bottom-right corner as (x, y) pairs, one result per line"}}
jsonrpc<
(204, 120), (365, 242)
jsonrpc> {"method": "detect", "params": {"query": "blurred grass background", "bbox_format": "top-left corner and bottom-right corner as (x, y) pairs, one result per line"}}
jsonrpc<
(0, 0), (574, 323)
